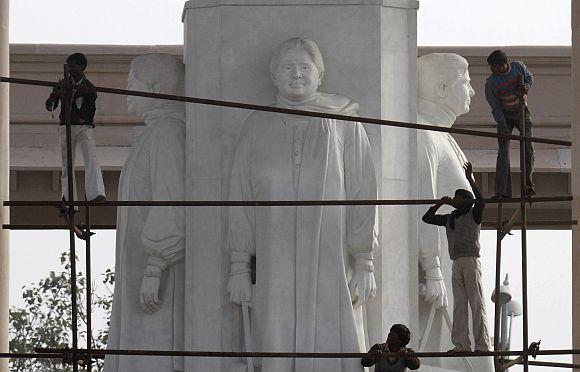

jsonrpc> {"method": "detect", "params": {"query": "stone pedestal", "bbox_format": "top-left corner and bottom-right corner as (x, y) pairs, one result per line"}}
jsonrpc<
(0, 0), (8, 370)
(183, 1), (418, 370)
(571, 1), (580, 369)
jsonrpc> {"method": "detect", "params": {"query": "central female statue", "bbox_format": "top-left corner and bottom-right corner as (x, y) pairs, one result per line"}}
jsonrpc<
(227, 38), (379, 372)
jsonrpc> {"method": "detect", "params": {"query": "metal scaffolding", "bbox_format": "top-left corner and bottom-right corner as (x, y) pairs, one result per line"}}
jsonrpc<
(0, 69), (577, 371)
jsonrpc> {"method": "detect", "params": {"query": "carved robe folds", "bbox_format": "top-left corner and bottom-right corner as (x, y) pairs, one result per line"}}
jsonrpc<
(228, 94), (378, 372)
(105, 106), (186, 372)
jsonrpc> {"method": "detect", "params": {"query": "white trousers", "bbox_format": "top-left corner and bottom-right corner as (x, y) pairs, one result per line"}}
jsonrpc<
(59, 125), (105, 202)
(451, 256), (491, 351)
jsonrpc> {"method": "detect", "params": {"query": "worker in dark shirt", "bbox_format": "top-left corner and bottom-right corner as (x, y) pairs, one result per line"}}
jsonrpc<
(422, 162), (491, 352)
(484, 49), (535, 199)
(46, 52), (105, 204)
(361, 324), (420, 372)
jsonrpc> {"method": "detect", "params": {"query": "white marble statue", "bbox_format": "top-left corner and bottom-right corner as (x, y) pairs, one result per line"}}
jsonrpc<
(105, 54), (186, 372)
(417, 53), (474, 312)
(417, 53), (494, 372)
(227, 38), (378, 372)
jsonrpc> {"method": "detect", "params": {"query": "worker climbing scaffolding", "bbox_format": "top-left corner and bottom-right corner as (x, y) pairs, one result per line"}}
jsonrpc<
(485, 50), (535, 199)
(46, 53), (106, 241)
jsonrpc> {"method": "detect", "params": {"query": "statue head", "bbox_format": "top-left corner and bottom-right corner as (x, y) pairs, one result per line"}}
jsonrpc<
(418, 53), (474, 118)
(127, 53), (185, 120)
(270, 38), (325, 102)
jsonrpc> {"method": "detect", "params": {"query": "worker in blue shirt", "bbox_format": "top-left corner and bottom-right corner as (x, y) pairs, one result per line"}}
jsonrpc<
(485, 49), (535, 199)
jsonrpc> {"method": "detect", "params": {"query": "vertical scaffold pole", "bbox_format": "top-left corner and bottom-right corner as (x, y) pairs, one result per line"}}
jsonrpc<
(518, 74), (529, 372)
(493, 202), (503, 366)
(63, 64), (79, 372)
(0, 0), (9, 370)
(85, 203), (92, 371)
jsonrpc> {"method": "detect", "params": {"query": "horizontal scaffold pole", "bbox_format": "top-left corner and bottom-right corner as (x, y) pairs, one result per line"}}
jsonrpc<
(32, 347), (580, 359)
(0, 76), (571, 147)
(504, 359), (580, 369)
(4, 220), (577, 231)
(2, 196), (573, 208)
(0, 352), (63, 359)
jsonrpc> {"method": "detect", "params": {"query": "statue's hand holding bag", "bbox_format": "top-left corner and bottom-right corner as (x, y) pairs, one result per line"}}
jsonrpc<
(140, 265), (163, 313)
(349, 256), (377, 308)
(424, 267), (448, 309)
(228, 262), (253, 304)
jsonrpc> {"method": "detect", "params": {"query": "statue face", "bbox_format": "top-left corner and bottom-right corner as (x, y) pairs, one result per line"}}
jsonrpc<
(442, 70), (475, 117)
(272, 48), (321, 101)
(126, 70), (154, 118)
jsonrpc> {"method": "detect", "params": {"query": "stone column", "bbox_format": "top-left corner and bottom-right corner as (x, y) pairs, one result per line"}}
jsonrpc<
(0, 0), (8, 370)
(183, 2), (418, 370)
(373, 1), (419, 345)
(571, 1), (580, 368)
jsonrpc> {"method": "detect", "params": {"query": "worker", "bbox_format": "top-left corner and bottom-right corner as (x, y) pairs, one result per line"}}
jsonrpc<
(422, 162), (491, 353)
(46, 52), (106, 205)
(361, 324), (421, 372)
(484, 49), (535, 199)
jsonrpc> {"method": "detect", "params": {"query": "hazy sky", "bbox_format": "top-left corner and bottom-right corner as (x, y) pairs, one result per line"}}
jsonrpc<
(7, 1), (574, 372)
(8, 0), (572, 46)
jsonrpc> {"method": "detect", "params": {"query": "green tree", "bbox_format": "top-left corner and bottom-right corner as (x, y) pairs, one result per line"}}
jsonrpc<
(9, 252), (114, 371)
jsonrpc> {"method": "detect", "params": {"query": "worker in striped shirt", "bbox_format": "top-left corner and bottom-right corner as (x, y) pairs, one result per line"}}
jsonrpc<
(485, 49), (535, 199)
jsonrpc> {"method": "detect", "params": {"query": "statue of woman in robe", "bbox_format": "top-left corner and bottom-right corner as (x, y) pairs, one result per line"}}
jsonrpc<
(227, 38), (378, 372)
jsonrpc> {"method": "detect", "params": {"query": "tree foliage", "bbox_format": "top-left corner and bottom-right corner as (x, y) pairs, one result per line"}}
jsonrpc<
(9, 251), (114, 371)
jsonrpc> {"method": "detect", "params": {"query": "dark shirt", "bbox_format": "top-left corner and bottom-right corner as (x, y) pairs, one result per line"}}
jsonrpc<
(422, 182), (485, 260)
(45, 76), (97, 126)
(361, 344), (420, 371)
(421, 182), (484, 228)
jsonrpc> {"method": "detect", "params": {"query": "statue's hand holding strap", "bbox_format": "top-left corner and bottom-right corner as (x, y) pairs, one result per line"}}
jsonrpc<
(140, 256), (166, 314)
(349, 252), (377, 308)
(422, 256), (448, 309)
(227, 252), (253, 304)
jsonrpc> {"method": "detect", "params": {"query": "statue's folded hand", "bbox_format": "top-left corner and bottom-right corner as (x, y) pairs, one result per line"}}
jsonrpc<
(227, 272), (253, 304)
(140, 276), (162, 314)
(424, 267), (448, 308)
(349, 270), (377, 308)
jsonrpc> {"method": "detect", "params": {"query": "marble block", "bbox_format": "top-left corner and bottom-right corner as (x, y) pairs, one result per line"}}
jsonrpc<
(183, 2), (419, 371)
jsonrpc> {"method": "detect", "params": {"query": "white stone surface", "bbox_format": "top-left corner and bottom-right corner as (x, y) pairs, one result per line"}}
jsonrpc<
(183, 2), (419, 371)
(105, 54), (186, 372)
(416, 53), (492, 372)
(226, 38), (377, 372)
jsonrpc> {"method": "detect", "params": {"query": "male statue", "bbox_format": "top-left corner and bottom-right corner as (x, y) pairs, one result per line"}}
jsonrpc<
(228, 37), (378, 372)
(416, 52), (473, 350)
(105, 54), (186, 372)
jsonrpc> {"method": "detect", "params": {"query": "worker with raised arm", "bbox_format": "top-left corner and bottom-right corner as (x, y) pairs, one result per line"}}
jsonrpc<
(422, 162), (491, 353)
